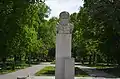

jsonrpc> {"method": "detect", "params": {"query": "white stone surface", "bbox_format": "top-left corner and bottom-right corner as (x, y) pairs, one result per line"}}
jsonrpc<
(64, 58), (74, 79)
(55, 58), (65, 79)
(55, 11), (74, 79)
(56, 34), (71, 58)
(55, 34), (72, 79)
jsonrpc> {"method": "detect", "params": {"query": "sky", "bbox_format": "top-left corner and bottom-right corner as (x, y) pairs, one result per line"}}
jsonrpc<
(45, 0), (84, 18)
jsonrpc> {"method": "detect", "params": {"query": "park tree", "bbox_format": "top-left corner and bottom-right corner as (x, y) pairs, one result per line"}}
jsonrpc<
(0, 0), (29, 68)
(84, 0), (120, 65)
(0, 0), (51, 69)
(71, 0), (120, 65)
(38, 17), (58, 61)
(47, 17), (58, 61)
(71, 11), (88, 63)
(71, 7), (100, 64)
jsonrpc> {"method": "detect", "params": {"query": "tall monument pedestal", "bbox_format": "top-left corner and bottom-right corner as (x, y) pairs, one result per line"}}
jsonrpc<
(55, 11), (74, 79)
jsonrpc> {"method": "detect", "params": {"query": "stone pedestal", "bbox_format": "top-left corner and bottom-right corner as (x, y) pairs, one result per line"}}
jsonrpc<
(64, 58), (74, 79)
(55, 11), (74, 79)
(55, 58), (65, 79)
(55, 34), (72, 79)
(56, 34), (71, 58)
(55, 58), (74, 79)
(55, 34), (74, 79)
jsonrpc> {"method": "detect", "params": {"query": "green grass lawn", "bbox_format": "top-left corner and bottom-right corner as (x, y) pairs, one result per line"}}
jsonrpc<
(35, 66), (89, 77)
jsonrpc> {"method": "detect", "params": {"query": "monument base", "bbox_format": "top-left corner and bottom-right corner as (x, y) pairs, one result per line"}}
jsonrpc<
(65, 58), (74, 79)
(55, 57), (74, 79)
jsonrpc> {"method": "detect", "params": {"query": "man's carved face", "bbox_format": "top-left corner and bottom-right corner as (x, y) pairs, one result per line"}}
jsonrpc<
(59, 19), (69, 26)
(59, 11), (70, 26)
(59, 11), (69, 19)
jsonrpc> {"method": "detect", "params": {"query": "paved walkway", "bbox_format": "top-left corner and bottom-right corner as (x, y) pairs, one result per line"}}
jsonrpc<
(0, 63), (53, 79)
(0, 62), (119, 79)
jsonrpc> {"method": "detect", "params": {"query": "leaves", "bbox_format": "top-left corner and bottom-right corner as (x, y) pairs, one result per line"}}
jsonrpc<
(0, 0), (52, 60)
(71, 0), (120, 64)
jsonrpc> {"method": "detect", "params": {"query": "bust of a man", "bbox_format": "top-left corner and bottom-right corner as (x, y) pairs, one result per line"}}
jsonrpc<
(57, 11), (74, 34)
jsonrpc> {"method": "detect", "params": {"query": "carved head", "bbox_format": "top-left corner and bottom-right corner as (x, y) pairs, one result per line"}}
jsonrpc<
(59, 11), (70, 25)
(59, 11), (70, 19)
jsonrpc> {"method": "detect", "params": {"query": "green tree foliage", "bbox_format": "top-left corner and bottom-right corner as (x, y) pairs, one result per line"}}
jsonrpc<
(71, 8), (99, 64)
(38, 17), (58, 61)
(71, 0), (120, 65)
(84, 0), (120, 64)
(0, 0), (53, 68)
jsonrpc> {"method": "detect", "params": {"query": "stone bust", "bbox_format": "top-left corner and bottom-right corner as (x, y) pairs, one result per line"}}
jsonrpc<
(57, 11), (74, 34)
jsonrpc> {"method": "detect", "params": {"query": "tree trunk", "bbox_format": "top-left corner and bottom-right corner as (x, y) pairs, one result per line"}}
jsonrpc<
(19, 54), (22, 62)
(28, 53), (31, 67)
(93, 52), (97, 65)
(89, 55), (92, 65)
(107, 56), (109, 66)
(81, 57), (84, 65)
(2, 57), (6, 70)
(12, 55), (17, 70)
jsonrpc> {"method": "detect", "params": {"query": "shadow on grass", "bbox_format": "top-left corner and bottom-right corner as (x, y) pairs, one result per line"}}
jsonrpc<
(96, 67), (120, 77)
(77, 63), (120, 78)
(80, 67), (120, 78)
(75, 67), (89, 77)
